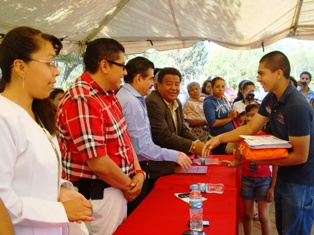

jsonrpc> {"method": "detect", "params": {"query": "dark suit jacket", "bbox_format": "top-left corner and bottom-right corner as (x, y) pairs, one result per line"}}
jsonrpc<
(146, 90), (196, 178)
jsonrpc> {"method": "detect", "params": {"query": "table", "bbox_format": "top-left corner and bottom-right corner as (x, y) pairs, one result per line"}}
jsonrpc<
(114, 155), (237, 235)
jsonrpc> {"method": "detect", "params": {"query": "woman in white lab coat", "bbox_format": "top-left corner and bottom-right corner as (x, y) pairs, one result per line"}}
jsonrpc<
(0, 26), (93, 235)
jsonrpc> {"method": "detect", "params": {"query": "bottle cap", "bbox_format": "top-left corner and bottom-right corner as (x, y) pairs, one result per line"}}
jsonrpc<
(190, 184), (198, 190)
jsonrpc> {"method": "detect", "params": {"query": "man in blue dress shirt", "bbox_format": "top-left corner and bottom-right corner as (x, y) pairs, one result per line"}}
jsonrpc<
(116, 57), (192, 215)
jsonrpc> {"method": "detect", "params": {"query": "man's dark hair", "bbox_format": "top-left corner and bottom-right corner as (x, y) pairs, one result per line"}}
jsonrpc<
(157, 67), (182, 83)
(259, 51), (290, 79)
(124, 57), (154, 83)
(83, 38), (125, 73)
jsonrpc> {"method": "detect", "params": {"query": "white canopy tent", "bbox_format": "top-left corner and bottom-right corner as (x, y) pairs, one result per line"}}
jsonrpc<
(0, 0), (313, 55)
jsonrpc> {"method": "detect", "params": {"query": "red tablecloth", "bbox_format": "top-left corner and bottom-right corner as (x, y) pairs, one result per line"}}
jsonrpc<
(114, 155), (237, 235)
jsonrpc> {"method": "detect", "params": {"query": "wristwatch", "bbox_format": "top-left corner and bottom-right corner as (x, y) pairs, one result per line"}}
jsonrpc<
(135, 169), (147, 179)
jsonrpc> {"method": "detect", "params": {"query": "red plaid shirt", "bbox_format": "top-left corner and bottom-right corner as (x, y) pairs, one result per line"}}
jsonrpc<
(56, 72), (134, 182)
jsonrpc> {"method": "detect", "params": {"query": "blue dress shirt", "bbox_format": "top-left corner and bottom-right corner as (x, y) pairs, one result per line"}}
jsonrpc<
(116, 84), (177, 162)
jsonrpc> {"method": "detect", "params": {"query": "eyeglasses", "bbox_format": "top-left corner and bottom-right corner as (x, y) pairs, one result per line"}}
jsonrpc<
(106, 60), (126, 70)
(27, 59), (58, 68)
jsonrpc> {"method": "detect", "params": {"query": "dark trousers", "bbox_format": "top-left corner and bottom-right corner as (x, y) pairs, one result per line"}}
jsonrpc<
(127, 161), (150, 216)
(210, 143), (227, 154)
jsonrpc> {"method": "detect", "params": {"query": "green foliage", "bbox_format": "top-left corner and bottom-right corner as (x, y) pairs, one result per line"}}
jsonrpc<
(55, 52), (83, 89)
(55, 39), (314, 91)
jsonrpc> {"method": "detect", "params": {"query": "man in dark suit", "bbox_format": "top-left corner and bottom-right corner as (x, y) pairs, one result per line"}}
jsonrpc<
(146, 67), (204, 183)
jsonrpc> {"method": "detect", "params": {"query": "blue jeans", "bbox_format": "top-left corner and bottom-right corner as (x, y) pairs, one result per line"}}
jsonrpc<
(275, 178), (314, 235)
(240, 175), (271, 201)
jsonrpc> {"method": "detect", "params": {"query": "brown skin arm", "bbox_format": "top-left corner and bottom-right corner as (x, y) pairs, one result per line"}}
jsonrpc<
(0, 198), (15, 235)
(86, 156), (132, 191)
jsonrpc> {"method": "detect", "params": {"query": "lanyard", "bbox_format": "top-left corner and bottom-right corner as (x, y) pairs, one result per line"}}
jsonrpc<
(38, 119), (61, 195)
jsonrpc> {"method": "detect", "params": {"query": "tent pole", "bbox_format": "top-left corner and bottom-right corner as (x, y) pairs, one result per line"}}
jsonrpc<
(290, 0), (303, 36)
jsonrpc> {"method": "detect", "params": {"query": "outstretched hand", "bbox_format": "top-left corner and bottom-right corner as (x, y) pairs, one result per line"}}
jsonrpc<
(202, 137), (221, 157)
(176, 152), (192, 169)
(220, 160), (236, 168)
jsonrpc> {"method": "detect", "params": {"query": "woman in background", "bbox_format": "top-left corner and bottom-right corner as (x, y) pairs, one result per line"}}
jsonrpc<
(203, 77), (237, 154)
(233, 80), (256, 113)
(233, 79), (250, 104)
(50, 87), (64, 109)
(201, 79), (212, 97)
(0, 26), (93, 234)
(183, 82), (208, 142)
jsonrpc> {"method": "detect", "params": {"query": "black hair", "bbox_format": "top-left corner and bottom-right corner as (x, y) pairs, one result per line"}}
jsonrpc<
(83, 38), (125, 74)
(211, 76), (225, 87)
(0, 26), (62, 134)
(157, 67), (182, 83)
(259, 51), (290, 79)
(289, 76), (298, 87)
(154, 68), (161, 76)
(245, 103), (260, 113)
(242, 81), (255, 91)
(238, 111), (246, 118)
(233, 79), (250, 103)
(201, 80), (212, 94)
(50, 88), (65, 100)
(124, 57), (154, 83)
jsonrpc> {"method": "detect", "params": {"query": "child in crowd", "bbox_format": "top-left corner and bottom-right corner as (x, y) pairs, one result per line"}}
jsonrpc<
(221, 104), (277, 235)
(225, 111), (246, 154)
(236, 111), (246, 127)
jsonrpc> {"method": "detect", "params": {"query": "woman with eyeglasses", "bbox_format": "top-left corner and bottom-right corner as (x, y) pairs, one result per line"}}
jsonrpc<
(0, 26), (93, 234)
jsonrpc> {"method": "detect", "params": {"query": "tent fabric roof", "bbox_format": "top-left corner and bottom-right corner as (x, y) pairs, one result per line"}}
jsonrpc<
(0, 0), (313, 54)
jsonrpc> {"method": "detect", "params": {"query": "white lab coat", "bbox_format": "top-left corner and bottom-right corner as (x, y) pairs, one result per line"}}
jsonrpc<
(0, 95), (69, 235)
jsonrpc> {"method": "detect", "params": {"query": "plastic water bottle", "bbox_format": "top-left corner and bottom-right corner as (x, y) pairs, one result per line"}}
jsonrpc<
(189, 184), (203, 231)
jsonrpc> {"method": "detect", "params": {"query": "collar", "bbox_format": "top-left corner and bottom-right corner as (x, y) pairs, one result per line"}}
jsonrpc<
(277, 83), (295, 104)
(163, 98), (179, 110)
(81, 72), (114, 96)
(189, 97), (204, 102)
(122, 83), (142, 98)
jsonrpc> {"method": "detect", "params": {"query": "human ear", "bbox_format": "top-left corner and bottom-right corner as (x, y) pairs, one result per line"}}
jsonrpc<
(12, 59), (26, 78)
(276, 69), (284, 79)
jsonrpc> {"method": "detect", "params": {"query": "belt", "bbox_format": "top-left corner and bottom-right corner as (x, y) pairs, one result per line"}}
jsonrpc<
(73, 178), (111, 200)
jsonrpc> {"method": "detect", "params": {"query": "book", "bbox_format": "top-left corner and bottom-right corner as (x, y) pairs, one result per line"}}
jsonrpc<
(240, 135), (292, 149)
(174, 165), (208, 174)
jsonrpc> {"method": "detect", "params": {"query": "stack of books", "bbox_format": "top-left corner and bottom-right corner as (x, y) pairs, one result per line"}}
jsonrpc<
(240, 135), (292, 149)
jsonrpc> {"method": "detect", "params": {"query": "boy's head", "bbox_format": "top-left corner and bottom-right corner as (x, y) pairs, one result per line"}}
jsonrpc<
(245, 103), (260, 123)
(237, 111), (246, 126)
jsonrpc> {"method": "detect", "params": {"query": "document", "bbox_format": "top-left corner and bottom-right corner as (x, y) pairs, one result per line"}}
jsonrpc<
(240, 135), (292, 149)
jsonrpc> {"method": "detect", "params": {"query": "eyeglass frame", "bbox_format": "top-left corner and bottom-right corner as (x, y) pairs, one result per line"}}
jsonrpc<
(24, 59), (58, 68)
(102, 59), (126, 70)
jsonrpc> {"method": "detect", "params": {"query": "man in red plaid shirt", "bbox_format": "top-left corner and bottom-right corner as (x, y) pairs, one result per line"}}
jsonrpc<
(56, 38), (144, 235)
